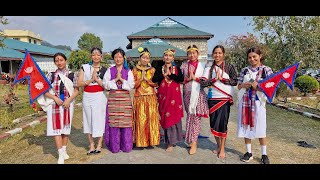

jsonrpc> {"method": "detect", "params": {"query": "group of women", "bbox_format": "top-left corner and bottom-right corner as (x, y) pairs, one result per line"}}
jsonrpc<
(44, 45), (272, 164)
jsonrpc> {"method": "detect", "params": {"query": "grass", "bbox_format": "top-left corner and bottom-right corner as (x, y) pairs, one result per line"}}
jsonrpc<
(0, 84), (83, 131)
(0, 102), (319, 164)
(273, 96), (320, 116)
(0, 85), (35, 119)
(289, 98), (320, 109)
(0, 106), (107, 164)
(1, 86), (319, 164)
(227, 104), (320, 164)
(0, 84), (36, 130)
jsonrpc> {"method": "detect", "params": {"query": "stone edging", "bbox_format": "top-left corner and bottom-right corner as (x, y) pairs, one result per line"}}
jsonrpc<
(286, 96), (318, 101)
(271, 103), (320, 121)
(0, 116), (47, 140)
(0, 103), (82, 141)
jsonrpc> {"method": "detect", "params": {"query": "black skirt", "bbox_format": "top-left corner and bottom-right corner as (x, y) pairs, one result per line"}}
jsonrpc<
(208, 99), (231, 138)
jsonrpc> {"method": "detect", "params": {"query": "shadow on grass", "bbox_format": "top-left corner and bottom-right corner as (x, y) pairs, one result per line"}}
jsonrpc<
(20, 131), (57, 158)
(68, 125), (89, 151)
(19, 125), (89, 158)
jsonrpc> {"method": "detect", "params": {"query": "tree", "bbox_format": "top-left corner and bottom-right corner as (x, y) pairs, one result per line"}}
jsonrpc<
(55, 45), (72, 51)
(249, 16), (320, 70)
(101, 53), (112, 68)
(225, 33), (269, 72)
(0, 16), (9, 47)
(103, 53), (112, 62)
(42, 41), (72, 51)
(77, 33), (103, 52)
(68, 50), (91, 71)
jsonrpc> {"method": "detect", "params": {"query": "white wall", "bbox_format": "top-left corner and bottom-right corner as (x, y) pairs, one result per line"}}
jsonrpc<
(36, 61), (56, 73)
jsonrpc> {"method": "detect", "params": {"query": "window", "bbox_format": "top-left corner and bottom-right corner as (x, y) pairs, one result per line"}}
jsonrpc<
(29, 39), (32, 43)
(34, 40), (37, 44)
(13, 38), (20, 40)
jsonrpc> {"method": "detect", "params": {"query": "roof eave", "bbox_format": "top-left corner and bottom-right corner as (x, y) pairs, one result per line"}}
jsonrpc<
(0, 57), (23, 61)
(14, 49), (54, 56)
(127, 35), (214, 39)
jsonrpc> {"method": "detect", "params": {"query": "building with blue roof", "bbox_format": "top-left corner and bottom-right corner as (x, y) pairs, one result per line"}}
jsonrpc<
(126, 17), (214, 60)
(0, 37), (71, 74)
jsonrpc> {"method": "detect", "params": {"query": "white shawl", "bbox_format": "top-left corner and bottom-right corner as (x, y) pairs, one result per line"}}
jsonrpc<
(189, 62), (206, 114)
(37, 73), (74, 112)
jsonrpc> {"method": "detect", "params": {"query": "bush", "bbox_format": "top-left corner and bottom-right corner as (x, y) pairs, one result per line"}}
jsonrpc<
(276, 83), (300, 99)
(276, 83), (289, 98)
(294, 75), (319, 95)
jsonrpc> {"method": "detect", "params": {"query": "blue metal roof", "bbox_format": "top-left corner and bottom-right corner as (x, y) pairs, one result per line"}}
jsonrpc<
(2, 38), (70, 56)
(0, 47), (25, 59)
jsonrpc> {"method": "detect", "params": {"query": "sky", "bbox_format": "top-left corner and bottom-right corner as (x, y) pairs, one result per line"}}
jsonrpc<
(2, 16), (256, 53)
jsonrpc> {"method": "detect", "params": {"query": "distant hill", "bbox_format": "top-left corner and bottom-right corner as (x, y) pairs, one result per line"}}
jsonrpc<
(41, 41), (72, 51)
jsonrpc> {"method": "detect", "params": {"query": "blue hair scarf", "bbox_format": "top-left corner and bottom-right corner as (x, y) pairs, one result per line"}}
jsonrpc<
(124, 57), (129, 70)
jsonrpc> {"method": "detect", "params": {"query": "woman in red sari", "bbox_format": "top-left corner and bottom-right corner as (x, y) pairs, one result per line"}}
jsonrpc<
(152, 48), (184, 152)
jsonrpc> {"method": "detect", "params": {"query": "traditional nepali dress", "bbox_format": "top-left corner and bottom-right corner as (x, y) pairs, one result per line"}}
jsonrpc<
(103, 66), (135, 153)
(152, 64), (184, 145)
(237, 65), (273, 139)
(46, 68), (77, 136)
(81, 64), (107, 138)
(180, 60), (209, 144)
(132, 65), (160, 147)
(201, 61), (237, 138)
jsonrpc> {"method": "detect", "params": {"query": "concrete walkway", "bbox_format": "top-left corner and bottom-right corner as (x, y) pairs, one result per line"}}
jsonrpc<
(90, 92), (320, 164)
(91, 104), (250, 164)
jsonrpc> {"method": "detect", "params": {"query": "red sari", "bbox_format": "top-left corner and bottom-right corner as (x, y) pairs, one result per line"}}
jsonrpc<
(157, 66), (184, 129)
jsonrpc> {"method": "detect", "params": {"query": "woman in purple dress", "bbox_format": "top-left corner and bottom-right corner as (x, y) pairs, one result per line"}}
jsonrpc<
(103, 48), (135, 153)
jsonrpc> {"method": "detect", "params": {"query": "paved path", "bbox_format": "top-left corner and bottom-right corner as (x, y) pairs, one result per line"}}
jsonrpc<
(91, 90), (320, 164)
(91, 104), (249, 164)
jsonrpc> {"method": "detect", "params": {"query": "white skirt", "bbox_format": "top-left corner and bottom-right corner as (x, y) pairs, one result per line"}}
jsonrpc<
(237, 98), (267, 139)
(82, 91), (107, 138)
(47, 102), (74, 136)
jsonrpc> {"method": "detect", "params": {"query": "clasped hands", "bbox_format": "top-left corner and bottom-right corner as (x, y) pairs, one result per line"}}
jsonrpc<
(163, 65), (172, 80)
(241, 81), (258, 90)
(114, 71), (124, 82)
(141, 70), (149, 81)
(54, 96), (71, 109)
(214, 70), (223, 81)
(91, 69), (101, 82)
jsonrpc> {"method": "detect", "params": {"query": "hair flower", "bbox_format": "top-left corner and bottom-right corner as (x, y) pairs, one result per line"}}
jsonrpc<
(138, 47), (144, 53)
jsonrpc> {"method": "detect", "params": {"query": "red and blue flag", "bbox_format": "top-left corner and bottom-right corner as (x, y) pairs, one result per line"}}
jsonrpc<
(258, 62), (300, 103)
(14, 49), (52, 104)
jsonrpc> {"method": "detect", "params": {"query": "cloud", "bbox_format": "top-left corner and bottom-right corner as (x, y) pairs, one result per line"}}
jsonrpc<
(50, 18), (92, 35)
(3, 16), (130, 51)
(4, 16), (93, 49)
